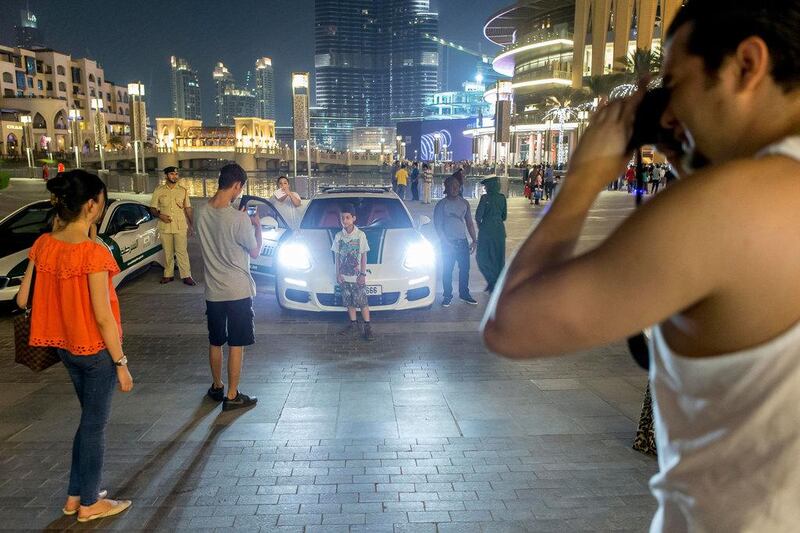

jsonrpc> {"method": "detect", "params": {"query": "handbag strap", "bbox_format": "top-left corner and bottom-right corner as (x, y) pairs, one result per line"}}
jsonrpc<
(25, 264), (36, 311)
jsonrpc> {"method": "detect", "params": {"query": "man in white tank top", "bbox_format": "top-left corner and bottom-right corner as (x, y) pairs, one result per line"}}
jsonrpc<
(482, 0), (800, 531)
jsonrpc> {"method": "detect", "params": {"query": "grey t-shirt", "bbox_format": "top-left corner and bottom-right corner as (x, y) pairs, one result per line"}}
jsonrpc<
(196, 203), (257, 302)
(434, 196), (472, 243)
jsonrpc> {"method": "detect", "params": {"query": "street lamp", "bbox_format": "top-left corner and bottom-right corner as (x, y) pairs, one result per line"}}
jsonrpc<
(68, 109), (82, 168)
(128, 82), (146, 175)
(380, 137), (385, 161)
(91, 98), (106, 171)
(544, 118), (553, 166)
(395, 135), (402, 160)
(20, 114), (33, 168)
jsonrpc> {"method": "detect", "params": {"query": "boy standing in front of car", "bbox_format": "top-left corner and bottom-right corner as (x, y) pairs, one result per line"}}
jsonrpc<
(333, 205), (374, 341)
(150, 166), (196, 286)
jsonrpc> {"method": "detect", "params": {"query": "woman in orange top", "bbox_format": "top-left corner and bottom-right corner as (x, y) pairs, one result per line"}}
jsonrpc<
(15, 170), (134, 523)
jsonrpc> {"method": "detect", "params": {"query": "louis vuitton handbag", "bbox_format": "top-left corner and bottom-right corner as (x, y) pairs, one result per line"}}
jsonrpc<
(13, 268), (59, 372)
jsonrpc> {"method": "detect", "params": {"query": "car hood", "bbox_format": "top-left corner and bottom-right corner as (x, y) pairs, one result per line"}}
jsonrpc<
(295, 227), (419, 266)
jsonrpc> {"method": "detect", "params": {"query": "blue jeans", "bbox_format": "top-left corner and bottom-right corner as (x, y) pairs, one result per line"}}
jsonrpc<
(396, 184), (407, 199)
(59, 348), (117, 505)
(441, 238), (471, 299)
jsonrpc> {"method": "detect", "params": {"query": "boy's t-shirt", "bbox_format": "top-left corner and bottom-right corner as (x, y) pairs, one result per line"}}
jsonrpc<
(331, 227), (370, 283)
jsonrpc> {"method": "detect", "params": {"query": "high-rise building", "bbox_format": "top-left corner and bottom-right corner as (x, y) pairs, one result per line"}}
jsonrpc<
(213, 61), (258, 126)
(15, 9), (43, 49)
(314, 0), (439, 132)
(255, 58), (275, 120)
(384, 0), (439, 123)
(170, 56), (202, 120)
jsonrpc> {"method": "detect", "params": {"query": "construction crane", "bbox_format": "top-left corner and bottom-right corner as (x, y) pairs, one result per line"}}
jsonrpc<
(423, 33), (492, 64)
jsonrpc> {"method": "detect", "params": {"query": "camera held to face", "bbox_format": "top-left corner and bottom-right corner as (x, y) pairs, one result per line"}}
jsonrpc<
(627, 87), (678, 152)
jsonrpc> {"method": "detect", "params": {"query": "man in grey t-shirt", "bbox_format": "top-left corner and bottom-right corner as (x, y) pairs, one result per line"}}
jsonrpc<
(195, 163), (262, 411)
(433, 175), (478, 307)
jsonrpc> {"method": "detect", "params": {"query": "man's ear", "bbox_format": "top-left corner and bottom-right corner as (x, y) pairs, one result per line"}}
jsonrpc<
(734, 36), (771, 93)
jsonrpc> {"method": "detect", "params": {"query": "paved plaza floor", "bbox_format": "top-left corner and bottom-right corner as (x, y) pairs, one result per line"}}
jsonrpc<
(0, 179), (657, 532)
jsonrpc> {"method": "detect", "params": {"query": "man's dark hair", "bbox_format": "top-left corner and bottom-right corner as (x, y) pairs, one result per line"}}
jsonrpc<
(218, 163), (247, 189)
(667, 0), (800, 92)
(341, 204), (356, 217)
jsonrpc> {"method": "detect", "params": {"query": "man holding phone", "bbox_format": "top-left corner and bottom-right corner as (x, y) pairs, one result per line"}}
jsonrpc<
(195, 163), (262, 411)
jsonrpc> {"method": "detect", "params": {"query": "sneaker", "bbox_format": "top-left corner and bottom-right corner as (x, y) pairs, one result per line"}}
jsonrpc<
(207, 384), (224, 402)
(222, 392), (258, 412)
(442, 296), (452, 307)
(338, 322), (359, 337)
(460, 295), (478, 305)
(362, 323), (375, 341)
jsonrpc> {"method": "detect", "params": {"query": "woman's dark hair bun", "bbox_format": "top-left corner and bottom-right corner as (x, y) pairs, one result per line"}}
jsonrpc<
(44, 170), (107, 224)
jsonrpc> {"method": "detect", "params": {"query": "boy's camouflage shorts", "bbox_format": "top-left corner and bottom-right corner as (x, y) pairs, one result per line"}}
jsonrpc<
(341, 281), (368, 308)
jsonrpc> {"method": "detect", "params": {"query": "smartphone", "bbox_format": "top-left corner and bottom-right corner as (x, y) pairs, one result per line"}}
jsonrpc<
(246, 206), (258, 217)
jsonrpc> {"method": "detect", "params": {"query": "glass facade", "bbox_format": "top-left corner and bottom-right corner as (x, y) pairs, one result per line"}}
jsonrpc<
(255, 58), (276, 121)
(314, 0), (439, 131)
(170, 56), (202, 121)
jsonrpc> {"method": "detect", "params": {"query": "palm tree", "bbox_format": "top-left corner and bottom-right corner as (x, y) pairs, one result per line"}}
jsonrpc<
(585, 72), (629, 102)
(616, 47), (663, 81)
(542, 88), (589, 168)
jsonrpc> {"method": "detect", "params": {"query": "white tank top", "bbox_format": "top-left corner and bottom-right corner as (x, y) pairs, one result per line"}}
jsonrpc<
(648, 136), (800, 533)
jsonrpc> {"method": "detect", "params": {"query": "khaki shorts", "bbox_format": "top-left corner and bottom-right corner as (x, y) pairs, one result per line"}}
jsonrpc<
(341, 281), (368, 309)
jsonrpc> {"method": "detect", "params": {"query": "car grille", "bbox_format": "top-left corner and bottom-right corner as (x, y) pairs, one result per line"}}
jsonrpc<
(317, 292), (400, 307)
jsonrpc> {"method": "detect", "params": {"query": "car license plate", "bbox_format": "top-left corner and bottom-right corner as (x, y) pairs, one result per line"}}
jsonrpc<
(365, 285), (382, 296)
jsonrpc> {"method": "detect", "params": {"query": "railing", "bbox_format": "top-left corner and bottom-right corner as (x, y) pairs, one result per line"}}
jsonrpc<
(505, 26), (573, 52)
(7, 170), (527, 199)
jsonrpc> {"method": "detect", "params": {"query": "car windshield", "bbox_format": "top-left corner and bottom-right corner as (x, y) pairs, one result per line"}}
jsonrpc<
(300, 197), (412, 230)
(0, 202), (54, 257)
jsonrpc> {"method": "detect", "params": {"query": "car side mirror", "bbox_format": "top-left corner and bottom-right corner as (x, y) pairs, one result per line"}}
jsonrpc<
(260, 216), (278, 230)
(417, 215), (431, 227)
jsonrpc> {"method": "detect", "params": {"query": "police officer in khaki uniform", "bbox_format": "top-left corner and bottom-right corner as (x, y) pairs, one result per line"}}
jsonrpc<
(150, 166), (196, 285)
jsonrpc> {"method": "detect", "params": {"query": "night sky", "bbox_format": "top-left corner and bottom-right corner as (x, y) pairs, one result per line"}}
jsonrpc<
(1, 0), (509, 125)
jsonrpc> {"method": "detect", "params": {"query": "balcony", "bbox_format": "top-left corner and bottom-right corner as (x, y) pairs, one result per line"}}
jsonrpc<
(492, 26), (574, 77)
(511, 67), (573, 93)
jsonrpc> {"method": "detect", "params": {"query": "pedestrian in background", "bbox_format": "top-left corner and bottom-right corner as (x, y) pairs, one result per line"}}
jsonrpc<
(475, 176), (507, 292)
(195, 163), (261, 412)
(272, 175), (302, 229)
(42, 163), (50, 181)
(421, 163), (433, 204)
(16, 170), (133, 523)
(150, 166), (196, 285)
(410, 162), (420, 201)
(395, 163), (409, 200)
(434, 175), (478, 307)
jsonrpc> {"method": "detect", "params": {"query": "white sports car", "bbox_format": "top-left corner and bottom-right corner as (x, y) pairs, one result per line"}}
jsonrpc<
(0, 199), (165, 303)
(241, 187), (436, 311)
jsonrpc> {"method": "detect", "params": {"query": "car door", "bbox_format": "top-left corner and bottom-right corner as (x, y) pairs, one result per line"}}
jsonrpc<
(100, 202), (150, 275)
(238, 195), (290, 275)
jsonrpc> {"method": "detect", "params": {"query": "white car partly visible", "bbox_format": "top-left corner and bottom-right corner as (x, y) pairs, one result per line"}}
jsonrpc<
(0, 199), (165, 303)
(244, 186), (436, 312)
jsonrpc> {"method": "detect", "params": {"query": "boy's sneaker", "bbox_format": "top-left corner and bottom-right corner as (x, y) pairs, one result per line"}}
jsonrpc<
(460, 295), (478, 305)
(362, 323), (375, 341)
(222, 392), (258, 412)
(338, 322), (360, 337)
(442, 296), (452, 307)
(206, 384), (225, 402)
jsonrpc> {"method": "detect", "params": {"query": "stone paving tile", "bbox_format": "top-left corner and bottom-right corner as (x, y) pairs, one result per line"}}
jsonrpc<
(0, 189), (657, 530)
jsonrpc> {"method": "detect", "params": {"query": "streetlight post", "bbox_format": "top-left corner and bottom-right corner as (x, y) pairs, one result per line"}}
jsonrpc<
(544, 119), (553, 166)
(128, 82), (146, 176)
(68, 109), (82, 168)
(91, 98), (106, 171)
(380, 137), (385, 163)
(20, 115), (33, 168)
(395, 135), (402, 161)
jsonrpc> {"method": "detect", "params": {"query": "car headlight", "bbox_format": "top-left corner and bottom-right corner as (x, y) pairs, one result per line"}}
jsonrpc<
(403, 239), (436, 270)
(277, 242), (312, 271)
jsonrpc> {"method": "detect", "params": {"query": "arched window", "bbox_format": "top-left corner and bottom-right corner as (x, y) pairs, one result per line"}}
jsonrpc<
(58, 81), (66, 91)
(241, 126), (249, 137)
(123, 94), (128, 103)
(54, 110), (67, 130)
(3, 88), (13, 97)
(117, 90), (121, 100)
(176, 127), (183, 136)
(88, 73), (95, 83)
(33, 112), (47, 129)
(90, 88), (96, 96)
(2, 72), (12, 83)
(56, 65), (65, 75)
(162, 127), (169, 137)
(119, 107), (124, 114)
